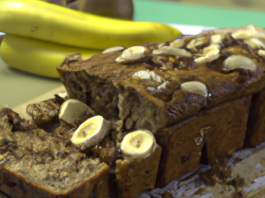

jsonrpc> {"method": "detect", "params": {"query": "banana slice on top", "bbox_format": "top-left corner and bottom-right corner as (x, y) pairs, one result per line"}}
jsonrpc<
(120, 130), (156, 159)
(59, 99), (95, 126)
(71, 116), (110, 150)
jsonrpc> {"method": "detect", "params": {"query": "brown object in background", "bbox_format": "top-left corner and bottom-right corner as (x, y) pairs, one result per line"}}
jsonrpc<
(245, 88), (265, 147)
(43, 0), (66, 6)
(156, 96), (251, 187)
(42, 0), (134, 20)
(68, 0), (134, 20)
(114, 146), (162, 198)
(0, 34), (4, 43)
(67, 0), (134, 20)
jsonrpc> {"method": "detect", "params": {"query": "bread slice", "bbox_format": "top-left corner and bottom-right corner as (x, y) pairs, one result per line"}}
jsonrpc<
(0, 108), (109, 198)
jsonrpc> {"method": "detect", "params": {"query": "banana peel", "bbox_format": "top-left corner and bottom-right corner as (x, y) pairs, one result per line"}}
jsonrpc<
(0, 34), (101, 78)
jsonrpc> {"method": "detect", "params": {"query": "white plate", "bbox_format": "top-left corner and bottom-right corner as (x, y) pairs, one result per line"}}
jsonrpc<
(168, 24), (215, 35)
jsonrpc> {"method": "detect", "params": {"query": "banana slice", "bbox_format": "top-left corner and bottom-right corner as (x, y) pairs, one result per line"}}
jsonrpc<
(244, 38), (265, 49)
(59, 99), (95, 126)
(71, 116), (110, 150)
(120, 130), (156, 159)
(194, 44), (220, 65)
(152, 46), (192, 58)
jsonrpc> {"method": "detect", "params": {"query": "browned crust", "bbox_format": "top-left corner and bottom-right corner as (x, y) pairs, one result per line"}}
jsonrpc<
(245, 88), (265, 146)
(156, 96), (251, 187)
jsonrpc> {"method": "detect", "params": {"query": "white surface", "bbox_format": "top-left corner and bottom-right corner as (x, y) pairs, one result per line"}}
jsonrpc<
(0, 24), (215, 38)
(168, 24), (215, 35)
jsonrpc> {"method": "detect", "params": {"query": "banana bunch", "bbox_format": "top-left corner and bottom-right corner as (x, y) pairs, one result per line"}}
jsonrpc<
(1, 35), (100, 78)
(0, 0), (182, 78)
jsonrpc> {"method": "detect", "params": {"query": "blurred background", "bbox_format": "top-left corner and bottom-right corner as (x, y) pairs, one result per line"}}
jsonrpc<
(165, 0), (265, 13)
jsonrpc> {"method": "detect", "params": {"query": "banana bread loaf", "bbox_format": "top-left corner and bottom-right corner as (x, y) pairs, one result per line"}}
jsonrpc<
(57, 25), (265, 187)
(3, 25), (265, 198)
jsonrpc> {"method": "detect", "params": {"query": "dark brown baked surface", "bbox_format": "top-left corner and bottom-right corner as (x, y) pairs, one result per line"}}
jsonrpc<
(57, 26), (265, 135)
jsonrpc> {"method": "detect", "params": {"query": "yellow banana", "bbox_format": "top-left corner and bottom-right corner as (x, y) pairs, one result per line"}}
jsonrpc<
(0, 0), (182, 50)
(0, 34), (101, 78)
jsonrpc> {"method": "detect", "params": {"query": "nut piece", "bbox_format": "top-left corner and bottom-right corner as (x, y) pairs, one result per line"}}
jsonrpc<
(157, 81), (169, 89)
(59, 99), (95, 126)
(211, 34), (223, 44)
(102, 46), (124, 54)
(232, 28), (253, 40)
(149, 71), (162, 82)
(187, 36), (208, 49)
(232, 25), (265, 41)
(120, 130), (156, 159)
(132, 70), (162, 83)
(170, 38), (185, 48)
(71, 116), (110, 150)
(56, 91), (68, 100)
(194, 44), (220, 65)
(258, 49), (265, 57)
(116, 46), (149, 64)
(55, 91), (68, 104)
(181, 81), (208, 98)
(223, 55), (257, 72)
(152, 46), (191, 58)
(244, 38), (265, 49)
(195, 136), (203, 146)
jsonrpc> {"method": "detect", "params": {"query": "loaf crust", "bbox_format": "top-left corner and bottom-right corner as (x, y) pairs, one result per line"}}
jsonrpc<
(245, 88), (265, 147)
(114, 145), (162, 198)
(156, 96), (251, 187)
